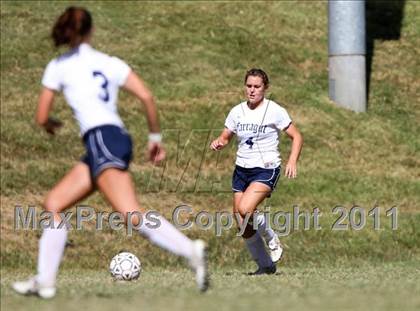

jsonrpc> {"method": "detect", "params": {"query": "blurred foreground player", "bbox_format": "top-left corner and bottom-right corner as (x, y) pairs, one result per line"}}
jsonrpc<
(13, 7), (209, 298)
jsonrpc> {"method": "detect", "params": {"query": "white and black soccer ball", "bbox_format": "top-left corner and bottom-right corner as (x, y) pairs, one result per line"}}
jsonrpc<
(109, 252), (141, 281)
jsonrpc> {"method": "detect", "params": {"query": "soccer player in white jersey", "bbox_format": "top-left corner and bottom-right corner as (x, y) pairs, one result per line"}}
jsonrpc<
(12, 7), (208, 298)
(211, 68), (303, 274)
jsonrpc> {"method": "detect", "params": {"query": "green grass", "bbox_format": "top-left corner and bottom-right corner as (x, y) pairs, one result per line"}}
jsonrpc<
(1, 1), (420, 310)
(1, 1), (419, 210)
(2, 263), (420, 311)
(1, 212), (419, 270)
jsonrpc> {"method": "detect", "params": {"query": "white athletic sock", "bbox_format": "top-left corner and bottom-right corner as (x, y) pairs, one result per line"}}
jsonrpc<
(138, 216), (194, 259)
(36, 222), (68, 287)
(255, 213), (275, 243)
(245, 233), (273, 268)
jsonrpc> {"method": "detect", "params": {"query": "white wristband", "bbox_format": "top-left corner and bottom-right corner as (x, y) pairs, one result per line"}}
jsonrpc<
(148, 133), (162, 143)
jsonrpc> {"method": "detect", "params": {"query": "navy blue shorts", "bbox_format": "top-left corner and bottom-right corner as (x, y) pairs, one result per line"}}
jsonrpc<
(232, 165), (281, 194)
(81, 125), (133, 180)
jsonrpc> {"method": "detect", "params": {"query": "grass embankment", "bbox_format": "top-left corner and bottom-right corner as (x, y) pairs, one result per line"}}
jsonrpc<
(1, 1), (419, 270)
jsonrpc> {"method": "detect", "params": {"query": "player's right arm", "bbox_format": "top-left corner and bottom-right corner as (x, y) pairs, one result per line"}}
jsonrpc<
(122, 71), (165, 164)
(123, 71), (160, 134)
(35, 87), (62, 135)
(210, 128), (234, 151)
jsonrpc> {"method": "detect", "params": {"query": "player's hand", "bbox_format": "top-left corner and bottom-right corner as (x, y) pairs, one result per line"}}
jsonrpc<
(44, 117), (63, 135)
(148, 142), (166, 165)
(210, 138), (225, 151)
(285, 161), (297, 179)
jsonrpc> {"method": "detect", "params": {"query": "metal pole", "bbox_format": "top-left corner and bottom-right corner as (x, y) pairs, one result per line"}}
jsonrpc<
(328, 0), (366, 112)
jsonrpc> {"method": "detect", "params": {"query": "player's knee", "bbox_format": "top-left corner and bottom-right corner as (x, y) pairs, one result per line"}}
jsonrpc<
(43, 194), (62, 214)
(237, 203), (252, 219)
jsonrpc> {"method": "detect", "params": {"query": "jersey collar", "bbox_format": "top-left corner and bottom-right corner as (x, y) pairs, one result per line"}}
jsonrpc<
(244, 97), (268, 112)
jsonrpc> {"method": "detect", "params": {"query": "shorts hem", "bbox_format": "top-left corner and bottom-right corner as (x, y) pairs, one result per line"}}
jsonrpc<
(249, 181), (273, 191)
(93, 162), (128, 180)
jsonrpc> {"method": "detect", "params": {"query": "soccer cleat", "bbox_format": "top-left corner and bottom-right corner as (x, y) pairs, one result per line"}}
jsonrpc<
(12, 277), (56, 299)
(248, 265), (277, 276)
(267, 235), (283, 263)
(189, 239), (210, 292)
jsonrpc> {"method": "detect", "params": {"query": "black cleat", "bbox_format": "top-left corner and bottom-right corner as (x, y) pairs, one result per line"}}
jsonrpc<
(248, 265), (277, 276)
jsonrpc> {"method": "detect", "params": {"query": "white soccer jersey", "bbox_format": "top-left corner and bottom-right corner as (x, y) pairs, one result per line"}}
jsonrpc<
(225, 98), (292, 169)
(42, 43), (131, 135)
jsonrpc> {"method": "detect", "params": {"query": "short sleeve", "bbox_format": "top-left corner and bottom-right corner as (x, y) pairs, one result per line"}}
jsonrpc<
(224, 108), (237, 133)
(111, 57), (131, 86)
(274, 106), (292, 131)
(41, 60), (61, 91)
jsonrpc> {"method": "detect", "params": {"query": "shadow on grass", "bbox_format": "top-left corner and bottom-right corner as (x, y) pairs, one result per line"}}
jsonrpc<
(366, 0), (406, 103)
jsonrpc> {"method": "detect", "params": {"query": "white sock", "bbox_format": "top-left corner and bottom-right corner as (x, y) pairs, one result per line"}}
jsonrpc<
(255, 213), (275, 243)
(36, 222), (68, 286)
(138, 216), (194, 259)
(245, 233), (273, 268)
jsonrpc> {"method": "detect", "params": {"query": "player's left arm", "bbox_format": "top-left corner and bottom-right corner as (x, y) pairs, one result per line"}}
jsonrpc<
(283, 123), (303, 178)
(35, 87), (63, 135)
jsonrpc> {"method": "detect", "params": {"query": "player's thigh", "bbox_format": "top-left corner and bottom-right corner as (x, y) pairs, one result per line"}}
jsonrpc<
(233, 192), (243, 225)
(44, 162), (94, 214)
(233, 192), (243, 214)
(237, 182), (270, 217)
(96, 168), (145, 223)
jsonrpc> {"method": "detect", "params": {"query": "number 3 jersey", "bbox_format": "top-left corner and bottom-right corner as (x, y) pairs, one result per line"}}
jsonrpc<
(42, 43), (130, 135)
(224, 98), (292, 169)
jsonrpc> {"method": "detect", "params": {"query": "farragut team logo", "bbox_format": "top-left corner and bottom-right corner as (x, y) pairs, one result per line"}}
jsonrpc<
(237, 122), (268, 134)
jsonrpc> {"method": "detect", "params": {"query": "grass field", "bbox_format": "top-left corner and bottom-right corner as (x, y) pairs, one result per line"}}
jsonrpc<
(1, 1), (419, 310)
(2, 262), (420, 311)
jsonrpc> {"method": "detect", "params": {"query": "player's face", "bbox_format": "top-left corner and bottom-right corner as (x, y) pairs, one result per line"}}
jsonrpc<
(245, 76), (266, 105)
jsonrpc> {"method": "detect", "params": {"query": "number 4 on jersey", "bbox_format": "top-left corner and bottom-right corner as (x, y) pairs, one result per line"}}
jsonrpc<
(93, 71), (110, 102)
(245, 137), (254, 149)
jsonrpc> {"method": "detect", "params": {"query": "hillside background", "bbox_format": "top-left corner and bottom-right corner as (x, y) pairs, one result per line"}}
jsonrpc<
(1, 1), (419, 270)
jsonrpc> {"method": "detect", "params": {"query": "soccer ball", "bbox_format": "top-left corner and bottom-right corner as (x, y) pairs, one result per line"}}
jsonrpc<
(109, 252), (141, 281)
